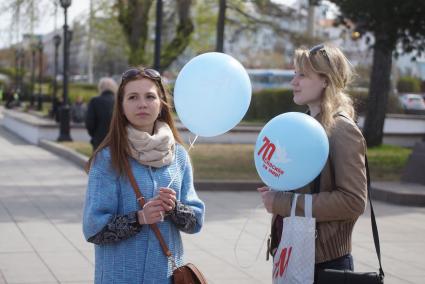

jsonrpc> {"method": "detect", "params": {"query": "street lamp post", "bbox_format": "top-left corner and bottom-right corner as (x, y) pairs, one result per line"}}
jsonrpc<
(216, 0), (226, 53)
(13, 48), (24, 98)
(17, 48), (25, 95)
(37, 39), (44, 111)
(154, 0), (163, 71)
(14, 49), (19, 87)
(58, 0), (72, 141)
(30, 42), (37, 108)
(51, 34), (61, 119)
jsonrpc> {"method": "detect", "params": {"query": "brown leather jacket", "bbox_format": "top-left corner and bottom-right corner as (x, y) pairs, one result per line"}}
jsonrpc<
(270, 113), (367, 263)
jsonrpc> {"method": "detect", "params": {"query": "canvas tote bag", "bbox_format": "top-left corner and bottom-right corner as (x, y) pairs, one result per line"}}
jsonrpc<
(272, 194), (315, 284)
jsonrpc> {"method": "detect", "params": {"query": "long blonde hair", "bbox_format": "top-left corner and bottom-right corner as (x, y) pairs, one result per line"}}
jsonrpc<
(86, 67), (183, 175)
(294, 44), (355, 132)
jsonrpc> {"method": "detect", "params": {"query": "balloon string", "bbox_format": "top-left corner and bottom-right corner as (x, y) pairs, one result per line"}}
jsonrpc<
(187, 135), (198, 152)
(234, 202), (270, 269)
(167, 134), (199, 188)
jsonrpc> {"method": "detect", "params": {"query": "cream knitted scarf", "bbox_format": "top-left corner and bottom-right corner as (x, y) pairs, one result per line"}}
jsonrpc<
(127, 121), (175, 168)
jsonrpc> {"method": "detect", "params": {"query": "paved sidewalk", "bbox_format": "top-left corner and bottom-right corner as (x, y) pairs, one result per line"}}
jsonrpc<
(1, 123), (425, 283)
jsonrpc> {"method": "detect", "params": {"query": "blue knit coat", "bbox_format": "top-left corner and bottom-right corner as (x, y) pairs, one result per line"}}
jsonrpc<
(83, 144), (205, 284)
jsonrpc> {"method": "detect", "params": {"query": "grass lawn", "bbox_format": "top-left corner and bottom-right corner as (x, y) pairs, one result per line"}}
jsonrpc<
(59, 141), (411, 182)
(60, 141), (93, 157)
(367, 144), (412, 181)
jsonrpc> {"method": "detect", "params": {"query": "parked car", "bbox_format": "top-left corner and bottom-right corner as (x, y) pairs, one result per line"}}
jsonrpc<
(398, 94), (425, 113)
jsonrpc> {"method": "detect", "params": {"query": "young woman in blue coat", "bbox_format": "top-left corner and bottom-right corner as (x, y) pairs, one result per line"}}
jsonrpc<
(83, 67), (205, 284)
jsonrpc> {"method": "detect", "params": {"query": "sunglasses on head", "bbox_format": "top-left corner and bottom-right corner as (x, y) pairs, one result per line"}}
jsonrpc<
(121, 67), (166, 97)
(309, 44), (331, 66)
(121, 68), (161, 81)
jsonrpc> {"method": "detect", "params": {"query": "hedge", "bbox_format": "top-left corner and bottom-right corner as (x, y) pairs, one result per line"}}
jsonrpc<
(350, 90), (403, 115)
(244, 88), (403, 122)
(397, 76), (421, 93)
(244, 89), (306, 122)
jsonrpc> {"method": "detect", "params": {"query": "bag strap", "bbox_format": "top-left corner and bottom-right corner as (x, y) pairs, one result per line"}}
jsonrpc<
(290, 194), (299, 216)
(312, 156), (384, 279)
(365, 156), (385, 279)
(304, 194), (312, 218)
(124, 160), (173, 259)
(184, 263), (208, 282)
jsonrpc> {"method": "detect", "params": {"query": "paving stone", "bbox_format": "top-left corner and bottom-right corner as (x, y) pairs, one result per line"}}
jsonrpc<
(0, 115), (425, 283)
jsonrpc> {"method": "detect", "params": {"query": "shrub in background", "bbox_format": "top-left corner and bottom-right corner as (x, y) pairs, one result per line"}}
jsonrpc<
(245, 87), (403, 123)
(397, 76), (421, 93)
(350, 89), (402, 115)
(244, 89), (306, 122)
(56, 83), (98, 103)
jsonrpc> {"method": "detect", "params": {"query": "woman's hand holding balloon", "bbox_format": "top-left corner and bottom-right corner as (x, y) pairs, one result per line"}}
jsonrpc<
(138, 199), (164, 225)
(158, 187), (176, 212)
(257, 187), (276, 213)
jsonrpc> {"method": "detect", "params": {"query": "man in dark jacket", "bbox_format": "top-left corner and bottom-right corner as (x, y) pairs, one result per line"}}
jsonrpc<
(85, 77), (117, 150)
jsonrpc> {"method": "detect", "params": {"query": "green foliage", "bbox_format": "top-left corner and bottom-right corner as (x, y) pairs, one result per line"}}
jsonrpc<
(0, 67), (15, 78)
(245, 88), (403, 121)
(329, 0), (425, 146)
(244, 89), (306, 122)
(344, 90), (402, 115)
(70, 84), (97, 103)
(61, 140), (411, 181)
(368, 144), (412, 181)
(70, 83), (98, 92)
(397, 76), (421, 93)
(116, 0), (194, 69)
(90, 9), (130, 74)
(117, 0), (152, 65)
(329, 0), (425, 55)
(190, 1), (218, 52)
(55, 83), (97, 103)
(59, 141), (93, 157)
(160, 17), (195, 69)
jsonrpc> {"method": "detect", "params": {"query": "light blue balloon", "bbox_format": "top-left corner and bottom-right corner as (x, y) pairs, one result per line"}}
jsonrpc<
(174, 52), (252, 137)
(254, 112), (329, 191)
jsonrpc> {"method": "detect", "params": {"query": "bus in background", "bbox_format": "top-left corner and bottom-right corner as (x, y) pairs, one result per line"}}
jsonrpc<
(247, 69), (294, 92)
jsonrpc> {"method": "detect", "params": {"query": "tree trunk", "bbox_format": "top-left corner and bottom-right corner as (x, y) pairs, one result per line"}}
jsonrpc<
(88, 0), (94, 83)
(117, 0), (193, 70)
(363, 38), (393, 147)
(153, 0), (163, 71)
(216, 0), (226, 52)
(160, 0), (193, 69)
(117, 0), (153, 65)
(306, 0), (315, 37)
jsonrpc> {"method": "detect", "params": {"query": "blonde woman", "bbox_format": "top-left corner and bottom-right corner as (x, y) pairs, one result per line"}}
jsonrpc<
(258, 44), (367, 278)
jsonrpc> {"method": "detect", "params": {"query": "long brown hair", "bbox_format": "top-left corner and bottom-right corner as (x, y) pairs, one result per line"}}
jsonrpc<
(86, 67), (183, 175)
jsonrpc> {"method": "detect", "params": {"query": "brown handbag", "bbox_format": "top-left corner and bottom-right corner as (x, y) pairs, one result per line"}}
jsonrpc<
(125, 163), (208, 284)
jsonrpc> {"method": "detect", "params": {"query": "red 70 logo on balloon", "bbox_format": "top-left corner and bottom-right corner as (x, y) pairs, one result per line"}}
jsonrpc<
(257, 136), (284, 178)
(257, 136), (276, 161)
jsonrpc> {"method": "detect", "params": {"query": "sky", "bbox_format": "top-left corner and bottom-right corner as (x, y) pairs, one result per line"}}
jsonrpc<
(0, 0), (326, 49)
(0, 0), (89, 48)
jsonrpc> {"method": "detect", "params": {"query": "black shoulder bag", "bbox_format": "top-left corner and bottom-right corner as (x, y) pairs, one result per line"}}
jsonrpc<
(313, 156), (385, 284)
